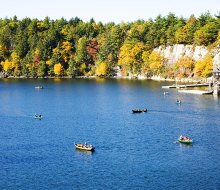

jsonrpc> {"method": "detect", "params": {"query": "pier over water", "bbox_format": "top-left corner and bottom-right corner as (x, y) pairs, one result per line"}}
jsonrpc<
(162, 83), (209, 89)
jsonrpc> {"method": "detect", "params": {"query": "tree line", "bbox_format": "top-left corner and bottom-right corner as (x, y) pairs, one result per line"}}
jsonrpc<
(0, 12), (219, 79)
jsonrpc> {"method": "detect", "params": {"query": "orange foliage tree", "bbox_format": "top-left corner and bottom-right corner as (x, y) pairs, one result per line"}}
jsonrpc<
(174, 56), (195, 78)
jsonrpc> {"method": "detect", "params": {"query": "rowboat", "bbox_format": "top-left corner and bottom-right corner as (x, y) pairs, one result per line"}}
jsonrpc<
(35, 86), (43, 89)
(178, 135), (193, 144)
(176, 100), (182, 104)
(132, 109), (147, 113)
(75, 143), (95, 151)
(34, 114), (43, 119)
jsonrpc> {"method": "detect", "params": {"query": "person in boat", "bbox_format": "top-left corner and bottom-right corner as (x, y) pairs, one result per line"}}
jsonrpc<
(34, 114), (42, 118)
(179, 135), (184, 140)
(179, 135), (190, 141)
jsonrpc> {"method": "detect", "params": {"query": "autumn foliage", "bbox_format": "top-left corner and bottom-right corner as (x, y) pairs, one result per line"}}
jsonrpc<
(54, 63), (64, 76)
(0, 13), (219, 79)
(194, 54), (213, 78)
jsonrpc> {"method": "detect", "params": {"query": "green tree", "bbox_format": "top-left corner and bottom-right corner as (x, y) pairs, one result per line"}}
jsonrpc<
(74, 37), (90, 75)
(194, 22), (219, 45)
(175, 15), (198, 44)
(47, 45), (64, 76)
(146, 15), (167, 48)
(15, 27), (29, 58)
(20, 51), (34, 76)
(67, 58), (77, 77)
(37, 61), (47, 77)
(165, 13), (185, 45)
(97, 25), (124, 72)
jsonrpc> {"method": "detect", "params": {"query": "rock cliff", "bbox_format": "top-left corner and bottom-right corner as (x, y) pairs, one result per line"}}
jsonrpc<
(213, 53), (220, 71)
(154, 44), (220, 69)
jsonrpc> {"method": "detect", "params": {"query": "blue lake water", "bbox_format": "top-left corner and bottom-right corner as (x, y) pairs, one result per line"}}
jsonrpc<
(0, 78), (220, 190)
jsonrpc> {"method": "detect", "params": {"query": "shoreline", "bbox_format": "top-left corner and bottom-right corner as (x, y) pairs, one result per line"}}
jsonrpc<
(0, 74), (211, 84)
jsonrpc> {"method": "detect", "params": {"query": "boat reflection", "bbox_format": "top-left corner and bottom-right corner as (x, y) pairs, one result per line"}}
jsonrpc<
(75, 149), (94, 156)
(178, 142), (193, 148)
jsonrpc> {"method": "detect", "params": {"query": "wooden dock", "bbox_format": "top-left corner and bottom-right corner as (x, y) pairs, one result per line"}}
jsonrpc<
(178, 90), (213, 95)
(162, 83), (209, 89)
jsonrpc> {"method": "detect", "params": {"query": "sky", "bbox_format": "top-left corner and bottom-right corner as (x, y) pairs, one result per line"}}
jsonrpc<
(0, 0), (219, 23)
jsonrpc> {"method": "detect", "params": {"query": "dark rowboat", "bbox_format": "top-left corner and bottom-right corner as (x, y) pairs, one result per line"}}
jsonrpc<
(176, 100), (182, 104)
(34, 114), (43, 119)
(132, 109), (147, 113)
(75, 143), (95, 151)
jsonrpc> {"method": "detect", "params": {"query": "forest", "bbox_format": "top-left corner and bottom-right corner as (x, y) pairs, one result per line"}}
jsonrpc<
(0, 12), (220, 79)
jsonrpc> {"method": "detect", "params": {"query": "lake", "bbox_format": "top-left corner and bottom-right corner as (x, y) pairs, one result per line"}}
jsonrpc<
(0, 78), (220, 190)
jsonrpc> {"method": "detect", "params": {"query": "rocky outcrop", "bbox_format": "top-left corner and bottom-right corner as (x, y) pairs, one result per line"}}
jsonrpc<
(154, 44), (208, 65)
(213, 53), (220, 71)
(139, 44), (220, 82)
(154, 44), (220, 68)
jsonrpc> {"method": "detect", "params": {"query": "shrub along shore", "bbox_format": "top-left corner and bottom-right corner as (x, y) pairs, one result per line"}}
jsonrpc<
(0, 71), (211, 85)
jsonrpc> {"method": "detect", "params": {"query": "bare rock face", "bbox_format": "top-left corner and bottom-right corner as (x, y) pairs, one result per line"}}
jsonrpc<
(154, 44), (219, 66)
(213, 53), (220, 71)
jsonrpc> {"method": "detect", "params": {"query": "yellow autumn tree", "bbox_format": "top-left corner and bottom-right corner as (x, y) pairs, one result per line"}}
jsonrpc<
(79, 63), (87, 75)
(141, 50), (150, 76)
(130, 42), (146, 74)
(148, 51), (166, 75)
(11, 52), (21, 76)
(37, 21), (49, 31)
(118, 42), (146, 75)
(118, 43), (132, 76)
(1, 59), (13, 72)
(194, 54), (213, 78)
(54, 63), (64, 76)
(95, 62), (109, 76)
(61, 41), (72, 62)
(118, 43), (133, 68)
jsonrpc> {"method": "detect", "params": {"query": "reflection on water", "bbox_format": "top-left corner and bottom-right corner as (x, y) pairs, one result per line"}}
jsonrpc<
(54, 78), (62, 83)
(95, 78), (106, 83)
(75, 149), (94, 156)
(178, 142), (193, 148)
